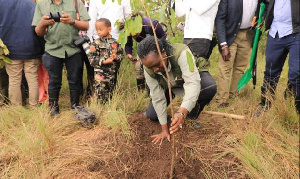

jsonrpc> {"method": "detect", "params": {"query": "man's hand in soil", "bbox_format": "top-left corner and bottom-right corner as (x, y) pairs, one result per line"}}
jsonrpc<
(170, 108), (187, 134)
(151, 124), (170, 145)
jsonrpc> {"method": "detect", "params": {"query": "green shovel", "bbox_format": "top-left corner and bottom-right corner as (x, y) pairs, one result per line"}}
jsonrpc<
(237, 2), (266, 91)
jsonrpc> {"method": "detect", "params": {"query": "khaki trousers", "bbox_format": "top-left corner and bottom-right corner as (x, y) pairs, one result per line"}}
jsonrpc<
(5, 59), (39, 106)
(217, 29), (251, 104)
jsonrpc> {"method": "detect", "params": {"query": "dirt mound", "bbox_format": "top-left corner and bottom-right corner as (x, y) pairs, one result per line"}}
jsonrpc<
(100, 113), (246, 178)
(47, 112), (246, 178)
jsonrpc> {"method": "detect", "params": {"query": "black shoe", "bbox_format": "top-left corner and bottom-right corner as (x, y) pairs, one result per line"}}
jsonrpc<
(71, 103), (78, 110)
(49, 97), (59, 117)
(192, 121), (202, 129)
(187, 117), (202, 129)
(253, 103), (268, 118)
(50, 106), (59, 117)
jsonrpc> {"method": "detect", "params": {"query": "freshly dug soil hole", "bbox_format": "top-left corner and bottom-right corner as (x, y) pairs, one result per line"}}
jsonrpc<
(103, 113), (245, 178)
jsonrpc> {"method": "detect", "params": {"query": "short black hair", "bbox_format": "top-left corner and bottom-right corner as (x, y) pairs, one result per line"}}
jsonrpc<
(137, 36), (173, 60)
(96, 18), (111, 27)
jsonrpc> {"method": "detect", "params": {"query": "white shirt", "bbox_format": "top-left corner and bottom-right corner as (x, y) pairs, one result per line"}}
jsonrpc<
(175, 0), (220, 40)
(240, 0), (258, 29)
(87, 0), (132, 41)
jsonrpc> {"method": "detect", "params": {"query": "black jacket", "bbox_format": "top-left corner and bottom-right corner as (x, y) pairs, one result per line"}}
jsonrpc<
(265, 0), (300, 33)
(215, 0), (268, 47)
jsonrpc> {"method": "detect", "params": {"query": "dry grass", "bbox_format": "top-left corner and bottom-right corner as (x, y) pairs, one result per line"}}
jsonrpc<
(0, 60), (147, 178)
(0, 34), (299, 178)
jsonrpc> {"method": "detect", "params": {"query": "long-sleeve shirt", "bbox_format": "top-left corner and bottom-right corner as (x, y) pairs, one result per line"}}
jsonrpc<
(269, 0), (293, 38)
(0, 0), (43, 59)
(144, 48), (201, 125)
(240, 0), (258, 29)
(87, 0), (132, 41)
(87, 36), (123, 69)
(175, 0), (220, 40)
(125, 17), (166, 55)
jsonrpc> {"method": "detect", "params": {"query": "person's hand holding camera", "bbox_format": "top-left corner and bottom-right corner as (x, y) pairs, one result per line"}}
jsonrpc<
(60, 11), (74, 25)
(35, 15), (55, 36)
(40, 15), (55, 27)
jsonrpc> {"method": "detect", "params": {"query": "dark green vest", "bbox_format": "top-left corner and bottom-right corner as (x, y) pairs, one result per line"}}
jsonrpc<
(144, 43), (197, 89)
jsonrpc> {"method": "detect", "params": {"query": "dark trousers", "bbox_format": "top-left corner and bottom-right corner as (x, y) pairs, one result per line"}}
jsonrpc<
(146, 71), (217, 121)
(262, 33), (300, 113)
(184, 38), (212, 59)
(0, 68), (8, 105)
(43, 52), (82, 108)
(79, 47), (94, 97)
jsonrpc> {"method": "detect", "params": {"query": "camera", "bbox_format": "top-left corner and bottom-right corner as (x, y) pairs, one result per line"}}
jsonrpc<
(47, 12), (61, 22)
(74, 35), (91, 55)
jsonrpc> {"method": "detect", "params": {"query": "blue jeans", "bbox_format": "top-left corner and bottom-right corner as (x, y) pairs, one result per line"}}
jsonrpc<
(262, 33), (300, 113)
(43, 52), (82, 108)
(146, 71), (217, 121)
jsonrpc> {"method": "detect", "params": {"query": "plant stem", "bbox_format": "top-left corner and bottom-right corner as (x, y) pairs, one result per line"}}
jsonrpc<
(140, 1), (176, 178)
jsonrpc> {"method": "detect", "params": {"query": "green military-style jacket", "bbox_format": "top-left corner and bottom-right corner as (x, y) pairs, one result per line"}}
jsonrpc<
(144, 43), (206, 89)
(32, 0), (90, 58)
(144, 43), (201, 125)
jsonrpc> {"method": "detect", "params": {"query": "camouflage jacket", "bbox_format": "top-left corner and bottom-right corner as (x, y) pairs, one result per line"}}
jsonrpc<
(87, 36), (124, 69)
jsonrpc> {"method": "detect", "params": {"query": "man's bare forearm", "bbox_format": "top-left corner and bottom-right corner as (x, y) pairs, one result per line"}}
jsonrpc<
(73, 20), (89, 31)
(35, 23), (47, 37)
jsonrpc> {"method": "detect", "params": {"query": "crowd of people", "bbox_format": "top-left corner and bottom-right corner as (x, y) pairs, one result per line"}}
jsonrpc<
(0, 0), (299, 144)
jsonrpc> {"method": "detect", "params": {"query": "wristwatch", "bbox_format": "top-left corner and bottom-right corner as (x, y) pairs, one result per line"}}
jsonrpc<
(176, 111), (186, 119)
(71, 18), (75, 25)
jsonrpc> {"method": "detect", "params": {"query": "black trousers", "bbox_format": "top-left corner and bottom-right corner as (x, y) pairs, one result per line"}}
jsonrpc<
(79, 47), (94, 97)
(42, 52), (82, 107)
(0, 68), (8, 104)
(146, 71), (217, 121)
(183, 38), (216, 59)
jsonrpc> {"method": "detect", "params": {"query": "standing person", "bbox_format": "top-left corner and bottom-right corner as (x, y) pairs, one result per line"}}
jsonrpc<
(87, 0), (132, 41)
(175, 0), (219, 111)
(0, 0), (43, 107)
(125, 15), (167, 90)
(215, 0), (266, 107)
(137, 36), (215, 144)
(87, 18), (124, 103)
(78, 0), (94, 99)
(255, 0), (299, 115)
(32, 0), (90, 116)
